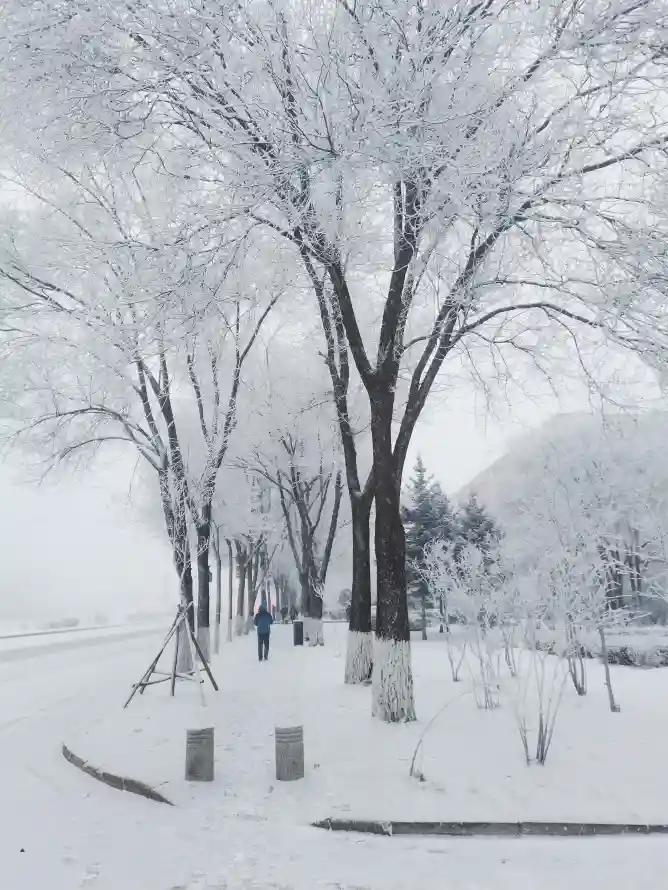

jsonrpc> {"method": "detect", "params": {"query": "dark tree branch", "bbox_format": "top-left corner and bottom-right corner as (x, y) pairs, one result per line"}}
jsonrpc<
(187, 346), (212, 450)
(318, 469), (343, 586)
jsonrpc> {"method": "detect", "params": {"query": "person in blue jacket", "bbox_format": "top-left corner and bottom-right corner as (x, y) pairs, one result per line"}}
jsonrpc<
(254, 602), (274, 662)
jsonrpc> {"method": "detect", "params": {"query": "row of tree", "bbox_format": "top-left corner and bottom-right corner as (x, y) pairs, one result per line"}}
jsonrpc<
(2, 1), (668, 721)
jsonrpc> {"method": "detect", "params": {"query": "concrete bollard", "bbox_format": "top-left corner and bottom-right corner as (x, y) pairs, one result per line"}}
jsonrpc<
(293, 619), (304, 647)
(275, 725), (304, 781)
(185, 727), (214, 782)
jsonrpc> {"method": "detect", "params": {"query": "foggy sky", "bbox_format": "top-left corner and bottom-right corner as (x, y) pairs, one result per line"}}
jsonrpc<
(0, 399), (546, 626)
(0, 457), (176, 627)
(1, 349), (659, 625)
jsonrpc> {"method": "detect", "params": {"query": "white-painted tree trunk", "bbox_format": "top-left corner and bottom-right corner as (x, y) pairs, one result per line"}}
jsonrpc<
(308, 618), (324, 646)
(176, 623), (194, 674)
(344, 630), (373, 684)
(234, 615), (245, 636)
(372, 638), (416, 722)
(302, 616), (312, 642)
(244, 615), (253, 635)
(226, 618), (233, 643)
(196, 625), (211, 663)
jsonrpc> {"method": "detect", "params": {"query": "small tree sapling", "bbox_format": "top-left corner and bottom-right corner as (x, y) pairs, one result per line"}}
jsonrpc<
(512, 580), (569, 767)
(424, 541), (505, 708)
(421, 542), (467, 683)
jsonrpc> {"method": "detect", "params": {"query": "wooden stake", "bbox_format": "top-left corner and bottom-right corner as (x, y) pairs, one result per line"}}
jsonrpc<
(124, 604), (218, 707)
(170, 621), (180, 697)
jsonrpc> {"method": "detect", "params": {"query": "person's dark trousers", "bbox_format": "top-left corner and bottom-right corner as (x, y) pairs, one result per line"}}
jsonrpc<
(258, 633), (270, 661)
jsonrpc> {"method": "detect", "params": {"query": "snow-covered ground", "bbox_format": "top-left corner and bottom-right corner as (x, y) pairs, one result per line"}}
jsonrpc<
(3, 623), (668, 890)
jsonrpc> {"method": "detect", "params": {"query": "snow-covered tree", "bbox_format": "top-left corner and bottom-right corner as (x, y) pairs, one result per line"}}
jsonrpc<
(471, 413), (668, 710)
(5, 1), (668, 720)
(0, 161), (200, 632)
(479, 414), (668, 619)
(0, 156), (283, 659)
(220, 332), (346, 644)
(454, 494), (501, 561)
(178, 288), (283, 658)
(424, 539), (507, 707)
(245, 432), (343, 646)
(403, 456), (454, 638)
(274, 437), (342, 646)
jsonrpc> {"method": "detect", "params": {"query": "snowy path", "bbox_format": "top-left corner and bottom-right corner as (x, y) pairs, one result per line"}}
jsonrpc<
(1, 626), (667, 889)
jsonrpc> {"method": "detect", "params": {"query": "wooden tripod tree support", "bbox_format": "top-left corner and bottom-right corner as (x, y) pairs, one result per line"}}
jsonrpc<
(124, 602), (219, 709)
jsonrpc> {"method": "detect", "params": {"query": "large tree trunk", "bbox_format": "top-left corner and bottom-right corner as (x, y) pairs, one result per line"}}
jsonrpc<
(226, 539), (234, 642)
(282, 577), (293, 612)
(370, 390), (415, 722)
(195, 514), (212, 662)
(274, 575), (281, 617)
(309, 580), (325, 646)
(420, 585), (428, 641)
(171, 524), (194, 625)
(213, 526), (222, 655)
(151, 362), (198, 666)
(234, 541), (247, 636)
(158, 466), (194, 630)
(260, 548), (268, 608)
(345, 494), (373, 684)
(301, 250), (370, 671)
(299, 570), (311, 641)
(245, 542), (256, 633)
(178, 558), (194, 626)
(162, 475), (194, 675)
(174, 534), (194, 675)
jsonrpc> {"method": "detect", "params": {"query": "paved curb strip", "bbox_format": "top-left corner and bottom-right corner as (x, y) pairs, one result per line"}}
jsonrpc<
(313, 819), (668, 837)
(62, 744), (173, 806)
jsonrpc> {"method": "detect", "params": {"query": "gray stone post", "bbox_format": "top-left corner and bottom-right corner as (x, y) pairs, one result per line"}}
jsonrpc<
(185, 727), (214, 781)
(275, 725), (304, 781)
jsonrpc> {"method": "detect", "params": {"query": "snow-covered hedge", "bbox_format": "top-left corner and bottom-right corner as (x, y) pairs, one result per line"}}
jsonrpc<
(534, 628), (668, 668)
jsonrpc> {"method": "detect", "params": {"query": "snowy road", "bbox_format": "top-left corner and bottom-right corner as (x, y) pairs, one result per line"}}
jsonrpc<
(0, 624), (167, 662)
(1, 628), (667, 890)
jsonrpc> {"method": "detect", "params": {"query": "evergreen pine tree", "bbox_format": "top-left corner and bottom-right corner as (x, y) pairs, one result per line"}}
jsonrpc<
(454, 493), (501, 561)
(402, 456), (455, 638)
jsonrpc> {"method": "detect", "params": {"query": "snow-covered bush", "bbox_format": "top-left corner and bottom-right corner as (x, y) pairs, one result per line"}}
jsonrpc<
(423, 541), (507, 708)
(533, 626), (668, 667)
(513, 631), (569, 766)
